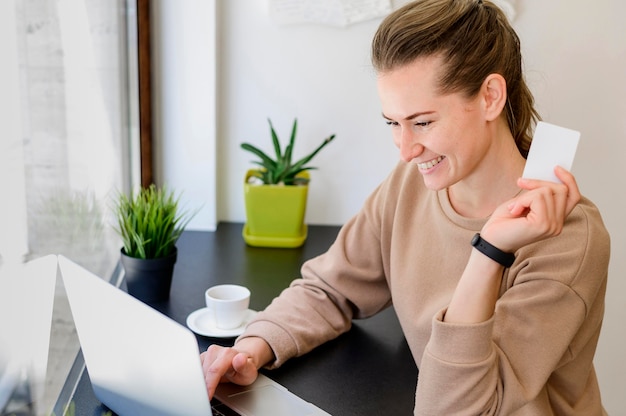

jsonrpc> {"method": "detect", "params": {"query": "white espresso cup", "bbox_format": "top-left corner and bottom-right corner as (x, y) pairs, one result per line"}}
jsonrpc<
(205, 284), (251, 329)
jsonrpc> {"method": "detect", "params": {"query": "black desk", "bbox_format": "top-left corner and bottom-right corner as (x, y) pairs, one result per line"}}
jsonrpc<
(55, 223), (418, 416)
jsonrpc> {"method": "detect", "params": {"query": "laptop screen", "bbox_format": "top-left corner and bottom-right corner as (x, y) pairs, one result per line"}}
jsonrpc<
(0, 255), (57, 414)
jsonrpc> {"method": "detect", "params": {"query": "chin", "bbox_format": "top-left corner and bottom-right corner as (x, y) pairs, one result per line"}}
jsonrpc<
(420, 175), (447, 192)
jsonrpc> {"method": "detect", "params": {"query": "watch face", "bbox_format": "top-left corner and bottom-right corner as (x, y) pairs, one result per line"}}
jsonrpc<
(471, 233), (480, 246)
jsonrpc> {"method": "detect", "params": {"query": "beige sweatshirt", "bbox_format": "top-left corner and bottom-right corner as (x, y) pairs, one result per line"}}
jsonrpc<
(239, 161), (611, 415)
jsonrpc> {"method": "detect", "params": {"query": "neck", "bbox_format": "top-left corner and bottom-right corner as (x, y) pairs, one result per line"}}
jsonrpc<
(447, 186), (523, 218)
(448, 131), (526, 218)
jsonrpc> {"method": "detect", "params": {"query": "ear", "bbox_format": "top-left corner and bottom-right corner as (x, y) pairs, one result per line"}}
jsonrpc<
(481, 73), (507, 122)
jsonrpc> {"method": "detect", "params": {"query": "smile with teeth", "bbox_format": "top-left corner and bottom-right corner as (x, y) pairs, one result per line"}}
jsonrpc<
(417, 156), (444, 170)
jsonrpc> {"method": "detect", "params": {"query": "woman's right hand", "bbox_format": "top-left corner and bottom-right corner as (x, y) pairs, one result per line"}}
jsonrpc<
(200, 337), (274, 399)
(482, 166), (581, 253)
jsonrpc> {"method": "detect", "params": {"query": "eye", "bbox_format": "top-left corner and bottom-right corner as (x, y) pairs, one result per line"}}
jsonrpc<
(414, 121), (432, 127)
(385, 120), (399, 127)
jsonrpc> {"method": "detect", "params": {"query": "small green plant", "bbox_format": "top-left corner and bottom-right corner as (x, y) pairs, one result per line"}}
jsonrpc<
(241, 118), (335, 185)
(114, 184), (195, 259)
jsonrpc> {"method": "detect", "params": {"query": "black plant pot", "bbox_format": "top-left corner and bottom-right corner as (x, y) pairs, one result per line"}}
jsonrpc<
(120, 247), (178, 302)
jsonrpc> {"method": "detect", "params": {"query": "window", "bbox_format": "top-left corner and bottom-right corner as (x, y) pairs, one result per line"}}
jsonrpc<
(0, 0), (139, 414)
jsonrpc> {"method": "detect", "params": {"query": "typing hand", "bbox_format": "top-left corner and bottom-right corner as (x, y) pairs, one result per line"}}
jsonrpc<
(483, 166), (581, 252)
(201, 344), (259, 399)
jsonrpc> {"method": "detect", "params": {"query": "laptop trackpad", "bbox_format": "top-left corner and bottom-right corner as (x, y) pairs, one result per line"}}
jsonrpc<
(225, 384), (319, 416)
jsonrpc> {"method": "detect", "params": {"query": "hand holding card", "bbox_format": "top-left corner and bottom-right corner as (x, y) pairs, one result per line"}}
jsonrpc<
(522, 121), (580, 183)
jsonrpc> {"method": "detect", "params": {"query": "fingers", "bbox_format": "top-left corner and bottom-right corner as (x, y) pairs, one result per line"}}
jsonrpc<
(512, 186), (565, 235)
(515, 166), (580, 217)
(554, 166), (581, 213)
(201, 344), (258, 400)
(231, 353), (258, 382)
(202, 345), (235, 399)
(485, 167), (581, 251)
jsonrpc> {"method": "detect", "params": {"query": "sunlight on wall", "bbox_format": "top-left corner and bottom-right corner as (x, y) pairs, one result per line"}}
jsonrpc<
(57, 0), (116, 200)
(0, 0), (29, 264)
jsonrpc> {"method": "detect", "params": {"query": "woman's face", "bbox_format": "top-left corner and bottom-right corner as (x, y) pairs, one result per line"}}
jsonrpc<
(377, 56), (493, 191)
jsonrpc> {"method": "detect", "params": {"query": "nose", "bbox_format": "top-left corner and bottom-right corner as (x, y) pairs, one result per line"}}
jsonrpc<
(396, 127), (424, 163)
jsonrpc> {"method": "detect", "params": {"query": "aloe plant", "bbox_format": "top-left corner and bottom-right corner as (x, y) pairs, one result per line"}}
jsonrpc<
(241, 118), (335, 185)
(114, 184), (195, 259)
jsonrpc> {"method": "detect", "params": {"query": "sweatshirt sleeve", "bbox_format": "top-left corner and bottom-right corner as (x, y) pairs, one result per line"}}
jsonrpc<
(414, 201), (610, 415)
(237, 180), (394, 368)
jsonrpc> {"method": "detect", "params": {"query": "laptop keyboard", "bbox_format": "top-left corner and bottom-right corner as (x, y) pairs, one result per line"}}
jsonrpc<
(211, 397), (242, 416)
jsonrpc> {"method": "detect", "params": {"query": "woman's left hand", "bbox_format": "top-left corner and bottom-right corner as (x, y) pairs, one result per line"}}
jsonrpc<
(481, 166), (581, 253)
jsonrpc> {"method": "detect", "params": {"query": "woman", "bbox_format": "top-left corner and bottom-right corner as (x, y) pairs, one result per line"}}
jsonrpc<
(202, 0), (610, 414)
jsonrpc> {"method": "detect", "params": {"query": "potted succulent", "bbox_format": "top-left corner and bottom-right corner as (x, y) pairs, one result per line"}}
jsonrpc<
(114, 184), (195, 302)
(241, 118), (335, 248)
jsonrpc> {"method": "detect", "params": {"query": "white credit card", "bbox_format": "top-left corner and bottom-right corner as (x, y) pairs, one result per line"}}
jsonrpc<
(522, 121), (580, 183)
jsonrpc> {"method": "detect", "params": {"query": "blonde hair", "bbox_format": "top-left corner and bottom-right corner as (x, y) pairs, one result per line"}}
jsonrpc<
(371, 0), (539, 157)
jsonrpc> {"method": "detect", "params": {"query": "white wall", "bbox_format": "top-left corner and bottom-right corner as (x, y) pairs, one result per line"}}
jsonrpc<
(155, 1), (626, 413)
(152, 0), (216, 230)
(216, 1), (398, 226)
(513, 3), (626, 414)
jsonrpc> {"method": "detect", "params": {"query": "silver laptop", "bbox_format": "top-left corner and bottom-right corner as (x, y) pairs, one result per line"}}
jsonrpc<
(57, 255), (330, 416)
(0, 255), (57, 414)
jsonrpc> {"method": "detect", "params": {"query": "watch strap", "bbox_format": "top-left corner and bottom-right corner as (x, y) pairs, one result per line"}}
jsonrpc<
(471, 233), (515, 268)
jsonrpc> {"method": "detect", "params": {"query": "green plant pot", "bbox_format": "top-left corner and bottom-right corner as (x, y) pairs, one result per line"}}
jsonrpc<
(120, 247), (177, 302)
(243, 169), (309, 248)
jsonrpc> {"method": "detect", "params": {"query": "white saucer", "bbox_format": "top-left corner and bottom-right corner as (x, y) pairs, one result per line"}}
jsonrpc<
(186, 308), (257, 338)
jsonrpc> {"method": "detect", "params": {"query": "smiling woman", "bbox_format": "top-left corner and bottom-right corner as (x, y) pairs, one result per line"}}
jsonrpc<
(0, 0), (140, 414)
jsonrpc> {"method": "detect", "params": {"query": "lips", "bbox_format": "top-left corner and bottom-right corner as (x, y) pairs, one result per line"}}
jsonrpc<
(417, 156), (444, 170)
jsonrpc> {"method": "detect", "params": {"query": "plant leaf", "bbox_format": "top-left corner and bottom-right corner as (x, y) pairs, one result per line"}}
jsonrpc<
(268, 118), (283, 161)
(285, 134), (336, 183)
(283, 118), (297, 166)
(241, 143), (277, 171)
(113, 184), (197, 259)
(239, 118), (335, 185)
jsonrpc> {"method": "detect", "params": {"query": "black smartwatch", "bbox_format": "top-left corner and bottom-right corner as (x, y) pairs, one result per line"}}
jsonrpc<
(471, 233), (515, 268)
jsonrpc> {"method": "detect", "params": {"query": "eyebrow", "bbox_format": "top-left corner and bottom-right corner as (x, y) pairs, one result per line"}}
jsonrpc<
(381, 111), (436, 121)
